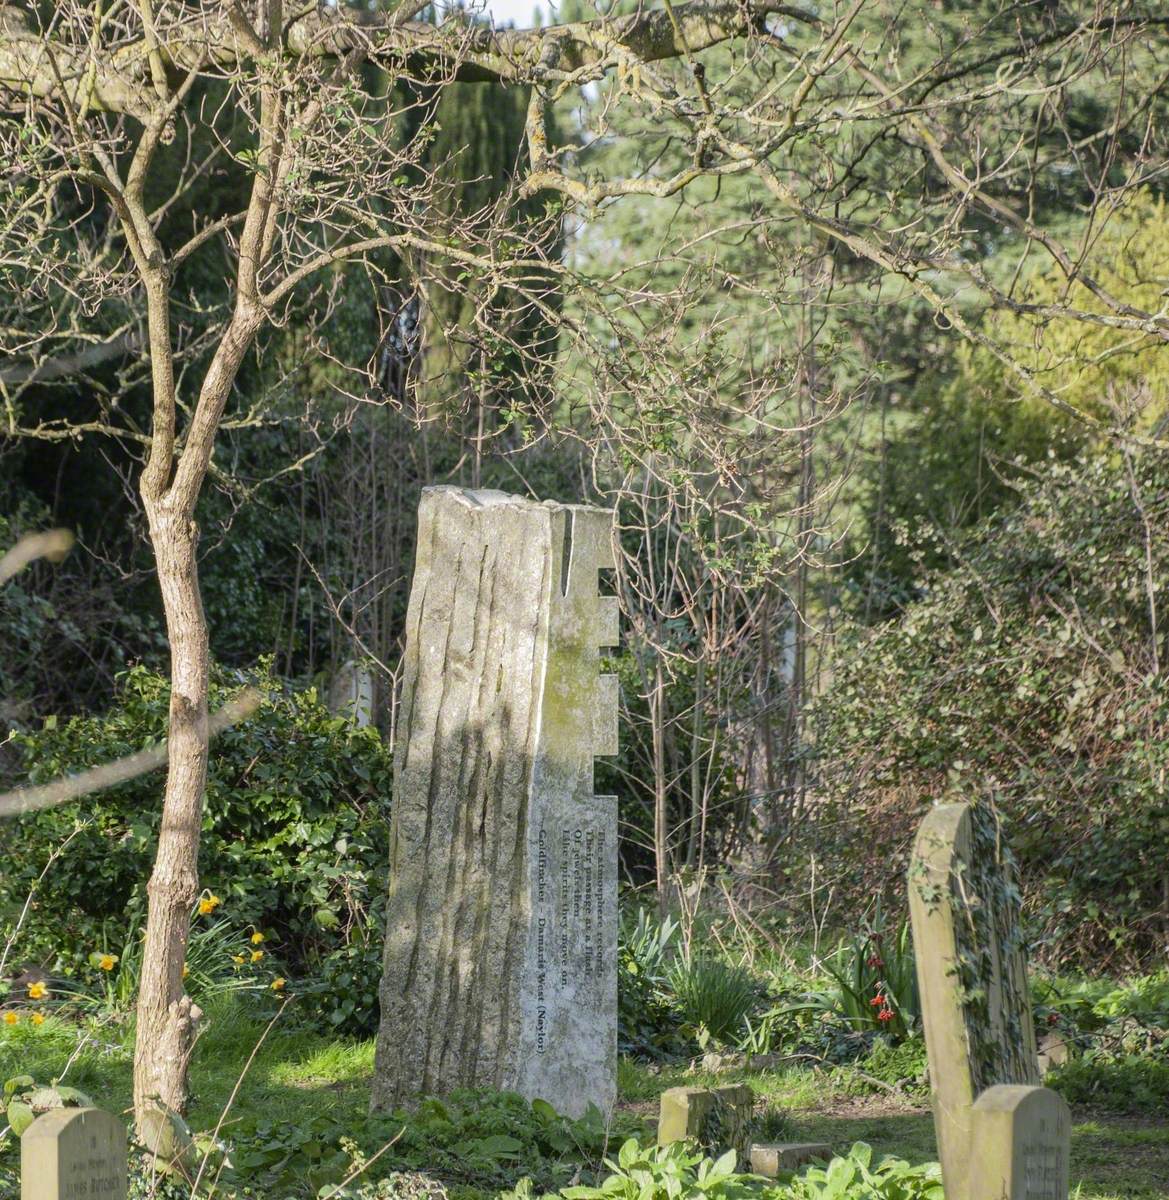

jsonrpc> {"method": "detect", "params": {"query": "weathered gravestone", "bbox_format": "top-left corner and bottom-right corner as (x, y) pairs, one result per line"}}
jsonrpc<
(372, 488), (618, 1117)
(658, 1086), (754, 1157)
(22, 1107), (126, 1200)
(908, 803), (1070, 1200)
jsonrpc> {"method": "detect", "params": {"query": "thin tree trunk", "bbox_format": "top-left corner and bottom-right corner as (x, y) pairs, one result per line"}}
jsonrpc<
(685, 654), (705, 869)
(133, 502), (209, 1131)
(651, 659), (668, 915)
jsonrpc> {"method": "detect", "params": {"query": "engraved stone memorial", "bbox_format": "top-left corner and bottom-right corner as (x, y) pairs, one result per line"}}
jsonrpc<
(372, 488), (618, 1117)
(21, 1107), (127, 1200)
(908, 803), (1070, 1200)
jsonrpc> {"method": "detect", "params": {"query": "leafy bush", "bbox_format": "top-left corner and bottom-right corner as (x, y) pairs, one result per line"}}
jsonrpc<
(668, 955), (760, 1047)
(833, 1038), (929, 1099)
(226, 1090), (636, 1198)
(1048, 1051), (1169, 1113)
(618, 908), (683, 1058)
(809, 448), (1169, 969)
(506, 1139), (943, 1200)
(785, 1143), (942, 1200)
(512, 1138), (758, 1200)
(817, 917), (918, 1042)
(0, 664), (392, 1033)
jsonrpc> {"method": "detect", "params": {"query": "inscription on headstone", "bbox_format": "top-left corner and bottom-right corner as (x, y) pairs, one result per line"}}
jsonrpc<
(373, 488), (618, 1117)
(970, 1085), (1070, 1200)
(908, 803), (1070, 1200)
(21, 1107), (126, 1200)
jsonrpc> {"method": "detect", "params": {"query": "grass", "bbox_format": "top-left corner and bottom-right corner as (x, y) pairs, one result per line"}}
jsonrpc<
(1, 1007), (1167, 1198)
(616, 1060), (1169, 1200)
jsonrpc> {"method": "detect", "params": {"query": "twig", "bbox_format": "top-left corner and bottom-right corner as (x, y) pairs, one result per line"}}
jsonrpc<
(0, 689), (262, 818)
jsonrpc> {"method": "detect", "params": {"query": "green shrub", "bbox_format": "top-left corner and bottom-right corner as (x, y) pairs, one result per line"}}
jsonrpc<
(817, 917), (918, 1041)
(833, 1037), (929, 1098)
(227, 1090), (635, 1198)
(618, 908), (683, 1058)
(514, 1138), (758, 1200)
(668, 955), (759, 1047)
(0, 664), (392, 1034)
(785, 1143), (943, 1200)
(809, 448), (1169, 969)
(1049, 1050), (1169, 1112)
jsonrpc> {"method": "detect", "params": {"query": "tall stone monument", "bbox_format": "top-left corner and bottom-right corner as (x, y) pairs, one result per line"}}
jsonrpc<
(372, 488), (618, 1117)
(908, 803), (1070, 1200)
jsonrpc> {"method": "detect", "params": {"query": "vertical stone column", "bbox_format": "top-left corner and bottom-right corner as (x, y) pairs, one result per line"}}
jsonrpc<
(372, 488), (618, 1118)
(908, 803), (1069, 1200)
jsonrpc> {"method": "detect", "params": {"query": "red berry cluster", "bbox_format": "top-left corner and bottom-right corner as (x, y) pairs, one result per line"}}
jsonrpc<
(870, 988), (895, 1023)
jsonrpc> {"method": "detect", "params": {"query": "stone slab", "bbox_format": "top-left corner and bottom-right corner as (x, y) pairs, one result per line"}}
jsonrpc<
(22, 1107), (126, 1200)
(749, 1142), (832, 1176)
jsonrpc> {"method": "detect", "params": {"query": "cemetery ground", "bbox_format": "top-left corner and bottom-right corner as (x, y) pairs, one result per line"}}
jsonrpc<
(1, 961), (1166, 1199)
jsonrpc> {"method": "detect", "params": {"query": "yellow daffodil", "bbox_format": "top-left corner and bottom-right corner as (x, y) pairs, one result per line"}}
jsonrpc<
(270, 978), (286, 992)
(31, 1012), (45, 1027)
(182, 963), (189, 979)
(232, 955), (245, 965)
(250, 950), (264, 963)
(198, 893), (221, 916)
(99, 954), (118, 972)
(3, 1011), (19, 1026)
(27, 981), (47, 1001)
(250, 931), (265, 945)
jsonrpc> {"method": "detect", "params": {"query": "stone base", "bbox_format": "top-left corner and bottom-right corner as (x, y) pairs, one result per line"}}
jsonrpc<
(748, 1142), (832, 1176)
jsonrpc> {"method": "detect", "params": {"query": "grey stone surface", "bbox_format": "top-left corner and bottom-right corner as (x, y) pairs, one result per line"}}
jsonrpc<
(372, 488), (618, 1118)
(748, 1143), (832, 1176)
(908, 803), (1067, 1200)
(21, 1107), (126, 1200)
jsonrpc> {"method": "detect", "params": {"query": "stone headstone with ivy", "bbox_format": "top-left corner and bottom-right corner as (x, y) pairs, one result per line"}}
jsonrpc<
(21, 1106), (127, 1200)
(372, 487), (619, 1118)
(658, 1086), (754, 1158)
(908, 803), (1070, 1200)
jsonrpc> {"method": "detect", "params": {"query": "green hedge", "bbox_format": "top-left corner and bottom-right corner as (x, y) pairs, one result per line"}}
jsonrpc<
(1, 665), (393, 1032)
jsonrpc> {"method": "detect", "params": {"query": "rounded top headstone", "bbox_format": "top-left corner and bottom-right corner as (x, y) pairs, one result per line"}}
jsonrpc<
(21, 1106), (127, 1200)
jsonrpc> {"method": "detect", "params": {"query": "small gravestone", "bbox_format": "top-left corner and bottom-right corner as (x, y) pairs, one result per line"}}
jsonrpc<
(970, 1086), (1070, 1200)
(373, 489), (618, 1118)
(748, 1142), (832, 1176)
(22, 1107), (126, 1200)
(658, 1085), (753, 1157)
(908, 803), (1070, 1200)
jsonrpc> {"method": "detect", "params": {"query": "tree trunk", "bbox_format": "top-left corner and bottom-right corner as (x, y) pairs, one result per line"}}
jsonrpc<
(133, 500), (209, 1135)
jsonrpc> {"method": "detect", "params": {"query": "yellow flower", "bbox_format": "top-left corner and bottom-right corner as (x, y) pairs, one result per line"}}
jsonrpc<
(31, 1012), (45, 1027)
(182, 963), (189, 979)
(232, 955), (245, 965)
(3, 1011), (19, 1026)
(198, 893), (221, 916)
(99, 954), (117, 972)
(27, 981), (47, 1001)
(250, 931), (265, 945)
(270, 978), (286, 992)
(250, 950), (264, 963)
